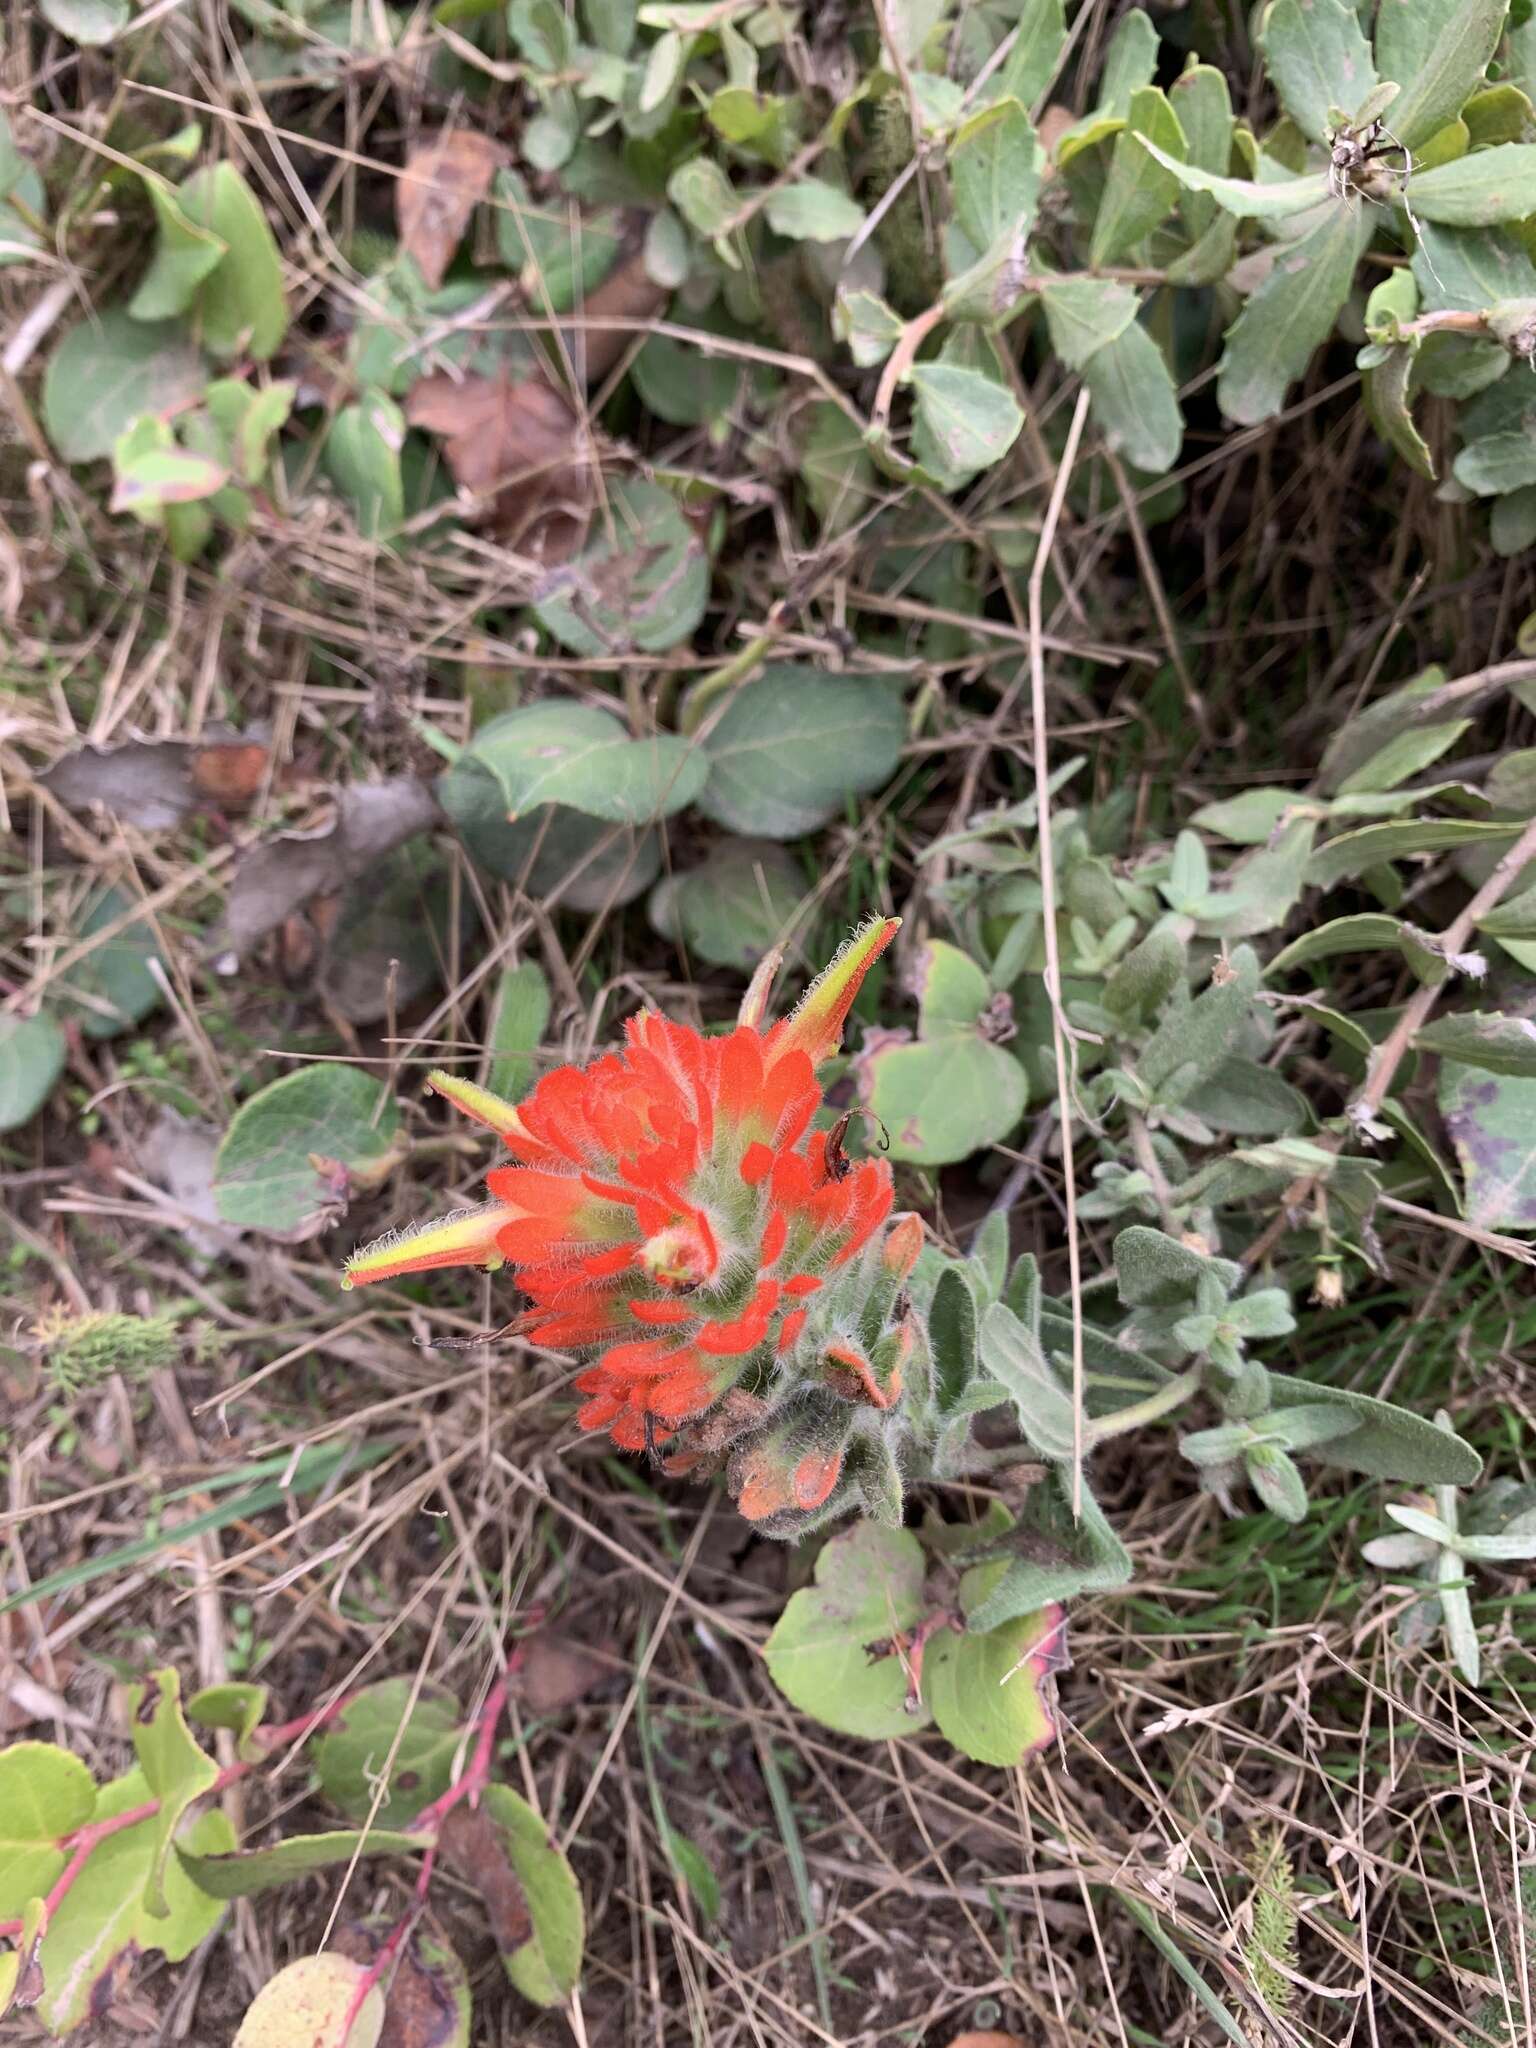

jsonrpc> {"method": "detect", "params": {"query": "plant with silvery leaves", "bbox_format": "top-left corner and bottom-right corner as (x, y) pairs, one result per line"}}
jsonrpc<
(1362, 1428), (1536, 1687)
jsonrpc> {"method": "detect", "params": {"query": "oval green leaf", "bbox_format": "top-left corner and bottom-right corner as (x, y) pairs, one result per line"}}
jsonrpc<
(211, 1064), (400, 1236)
(762, 1522), (931, 1739)
(696, 665), (906, 839)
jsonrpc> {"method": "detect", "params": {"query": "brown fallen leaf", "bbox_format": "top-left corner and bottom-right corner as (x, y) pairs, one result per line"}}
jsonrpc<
(40, 728), (271, 830)
(404, 370), (577, 499)
(405, 371), (591, 556)
(517, 1629), (616, 1713)
(334, 1917), (466, 2048)
(212, 776), (442, 966)
(946, 2035), (1026, 2048)
(398, 130), (508, 291)
(401, 229), (666, 559)
(437, 1805), (533, 1954)
(557, 243), (670, 386)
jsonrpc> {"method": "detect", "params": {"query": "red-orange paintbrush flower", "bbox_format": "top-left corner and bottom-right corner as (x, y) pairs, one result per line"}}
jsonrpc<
(343, 918), (912, 1531)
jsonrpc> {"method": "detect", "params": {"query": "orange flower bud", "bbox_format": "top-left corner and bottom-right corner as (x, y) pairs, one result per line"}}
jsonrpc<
(882, 1212), (923, 1278)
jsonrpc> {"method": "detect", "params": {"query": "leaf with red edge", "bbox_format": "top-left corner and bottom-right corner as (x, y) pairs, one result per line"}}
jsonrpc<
(397, 131), (507, 290)
(920, 1602), (1067, 1766)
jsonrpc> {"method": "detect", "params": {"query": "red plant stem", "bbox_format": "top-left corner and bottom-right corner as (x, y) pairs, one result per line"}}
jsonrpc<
(340, 1639), (528, 2036)
(896, 1608), (961, 1710)
(0, 1640), (532, 1961)
(0, 1701), (348, 1941)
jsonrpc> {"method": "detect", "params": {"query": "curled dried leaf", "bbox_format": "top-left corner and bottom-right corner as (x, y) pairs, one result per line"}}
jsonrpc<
(41, 729), (271, 830)
(398, 130), (508, 291)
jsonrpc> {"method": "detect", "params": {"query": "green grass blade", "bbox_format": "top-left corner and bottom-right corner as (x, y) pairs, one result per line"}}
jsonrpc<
(1116, 1890), (1253, 2048)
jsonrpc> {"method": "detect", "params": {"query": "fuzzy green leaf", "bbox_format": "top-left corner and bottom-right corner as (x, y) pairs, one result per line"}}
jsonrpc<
(1091, 87), (1186, 267)
(1413, 1011), (1536, 1077)
(1408, 144), (1536, 225)
(464, 700), (707, 825)
(1169, 61), (1235, 235)
(963, 1472), (1132, 1630)
(929, 1263), (981, 1414)
(949, 99), (1039, 251)
(212, 1064), (400, 1236)
(1307, 817), (1521, 889)
(1363, 344), (1435, 480)
(1137, 139), (1332, 219)
(991, 0), (1065, 106)
(1266, 1371), (1483, 1483)
(1038, 275), (1138, 367)
(1217, 201), (1371, 425)
(763, 1522), (931, 1738)
(1260, 0), (1378, 144)
(696, 666), (906, 839)
(1388, 0), (1509, 149)
(1453, 429), (1536, 496)
(1139, 947), (1261, 1101)
(922, 1603), (1064, 1765)
(1114, 1225), (1241, 1307)
(979, 1300), (1078, 1457)
(908, 362), (1025, 477)
(1079, 315), (1183, 472)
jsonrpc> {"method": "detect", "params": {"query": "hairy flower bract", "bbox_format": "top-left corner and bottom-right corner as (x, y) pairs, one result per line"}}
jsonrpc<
(344, 919), (920, 1532)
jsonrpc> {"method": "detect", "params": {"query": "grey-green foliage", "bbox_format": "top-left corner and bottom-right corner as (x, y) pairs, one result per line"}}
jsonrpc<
(37, 0), (1536, 576)
(1363, 1456), (1536, 1685)
(1107, 1225), (1481, 1520)
(821, 0), (1536, 527)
